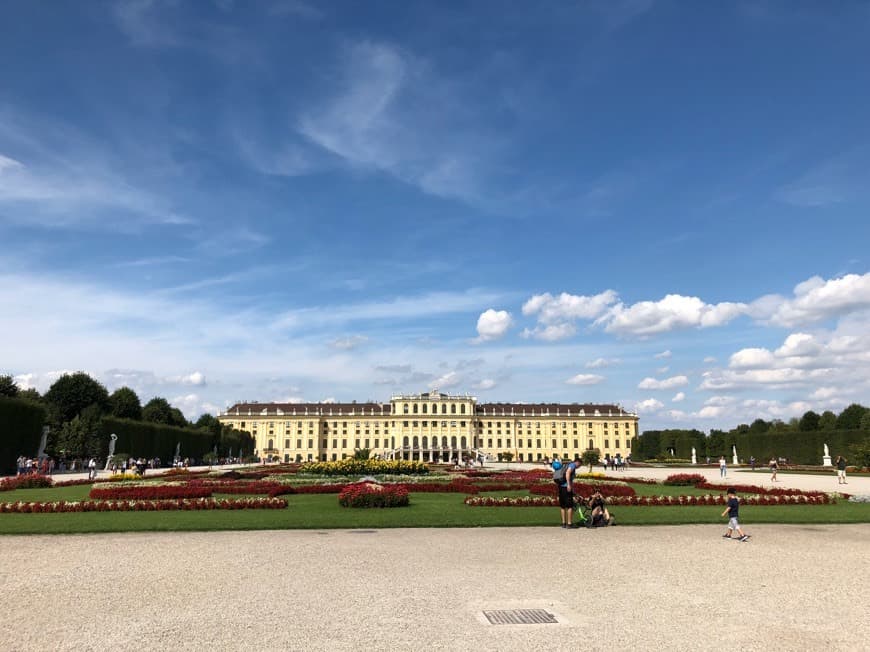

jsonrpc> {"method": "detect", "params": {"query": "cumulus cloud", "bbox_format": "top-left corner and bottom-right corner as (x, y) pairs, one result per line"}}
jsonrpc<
(521, 323), (577, 341)
(655, 350), (672, 359)
(635, 398), (664, 412)
(752, 273), (870, 327)
(177, 371), (206, 386)
(638, 375), (689, 390)
(599, 295), (747, 337)
(565, 374), (605, 386)
(473, 378), (496, 390)
(474, 309), (512, 342)
(672, 392), (685, 402)
(522, 290), (618, 323)
(430, 371), (461, 389)
(703, 356), (717, 363)
(657, 366), (670, 374)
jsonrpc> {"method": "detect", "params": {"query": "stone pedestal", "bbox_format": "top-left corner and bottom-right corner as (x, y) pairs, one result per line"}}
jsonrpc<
(822, 455), (832, 467)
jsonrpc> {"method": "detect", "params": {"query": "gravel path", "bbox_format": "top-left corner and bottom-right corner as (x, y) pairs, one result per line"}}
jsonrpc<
(1, 524), (868, 651)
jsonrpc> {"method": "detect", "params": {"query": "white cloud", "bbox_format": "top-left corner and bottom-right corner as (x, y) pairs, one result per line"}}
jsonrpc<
(565, 374), (605, 386)
(729, 348), (776, 369)
(635, 398), (664, 412)
(177, 371), (206, 386)
(522, 290), (618, 323)
(585, 357), (619, 369)
(170, 393), (221, 420)
(703, 356), (717, 363)
(654, 350), (672, 359)
(521, 323), (577, 341)
(600, 295), (747, 336)
(473, 378), (496, 390)
(430, 371), (461, 389)
(474, 309), (512, 342)
(657, 366), (670, 374)
(638, 375), (689, 390)
(751, 273), (870, 327)
(672, 392), (685, 402)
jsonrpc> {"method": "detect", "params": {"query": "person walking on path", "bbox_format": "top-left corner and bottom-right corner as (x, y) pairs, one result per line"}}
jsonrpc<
(719, 456), (727, 478)
(769, 457), (778, 482)
(721, 487), (750, 542)
(835, 455), (848, 484)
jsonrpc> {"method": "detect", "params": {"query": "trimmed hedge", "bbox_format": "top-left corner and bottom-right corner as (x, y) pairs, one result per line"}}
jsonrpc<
(98, 417), (214, 462)
(0, 397), (47, 475)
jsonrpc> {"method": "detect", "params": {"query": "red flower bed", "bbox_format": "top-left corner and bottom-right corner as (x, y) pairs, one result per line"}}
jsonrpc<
(0, 497), (288, 513)
(338, 483), (409, 508)
(696, 481), (820, 497)
(664, 473), (707, 486)
(0, 475), (54, 491)
(89, 485), (214, 500)
(465, 493), (835, 507)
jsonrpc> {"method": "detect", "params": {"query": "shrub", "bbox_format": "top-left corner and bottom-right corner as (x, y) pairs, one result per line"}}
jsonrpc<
(338, 483), (410, 508)
(0, 474), (53, 491)
(664, 473), (706, 486)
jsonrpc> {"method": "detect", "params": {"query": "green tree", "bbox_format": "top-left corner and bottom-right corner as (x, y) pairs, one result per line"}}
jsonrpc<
(169, 407), (188, 428)
(836, 403), (868, 430)
(142, 397), (173, 424)
(798, 410), (821, 431)
(0, 374), (19, 398)
(581, 448), (600, 472)
(819, 411), (837, 431)
(18, 388), (42, 402)
(44, 372), (110, 425)
(54, 404), (102, 458)
(109, 387), (142, 420)
(860, 411), (870, 433)
(353, 448), (372, 460)
(848, 436), (870, 469)
(749, 418), (770, 434)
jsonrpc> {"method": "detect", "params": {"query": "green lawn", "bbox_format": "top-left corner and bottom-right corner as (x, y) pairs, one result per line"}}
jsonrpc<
(1, 487), (868, 535)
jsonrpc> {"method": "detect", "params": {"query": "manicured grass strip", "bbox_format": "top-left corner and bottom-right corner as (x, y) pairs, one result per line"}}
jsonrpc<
(1, 492), (868, 535)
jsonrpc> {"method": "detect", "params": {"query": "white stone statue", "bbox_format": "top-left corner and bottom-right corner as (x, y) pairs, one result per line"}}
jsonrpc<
(732, 444), (738, 466)
(104, 433), (118, 471)
(691, 447), (697, 465)
(37, 426), (49, 459)
(823, 442), (832, 467)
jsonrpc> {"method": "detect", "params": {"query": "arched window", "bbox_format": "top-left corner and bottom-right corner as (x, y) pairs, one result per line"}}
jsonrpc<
(268, 439), (274, 450)
(460, 404), (466, 414)
(588, 439), (594, 450)
(403, 404), (409, 414)
(403, 436), (409, 447)
(442, 404), (447, 414)
(422, 404), (428, 414)
(451, 436), (457, 448)
(412, 436), (419, 447)
(442, 436), (448, 447)
(413, 404), (418, 414)
(451, 404), (456, 414)
(460, 436), (467, 448)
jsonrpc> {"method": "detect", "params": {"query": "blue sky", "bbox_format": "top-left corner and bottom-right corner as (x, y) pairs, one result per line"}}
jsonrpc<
(2, 0), (869, 430)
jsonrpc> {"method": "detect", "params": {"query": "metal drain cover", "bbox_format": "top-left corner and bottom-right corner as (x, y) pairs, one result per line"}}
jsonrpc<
(482, 609), (558, 625)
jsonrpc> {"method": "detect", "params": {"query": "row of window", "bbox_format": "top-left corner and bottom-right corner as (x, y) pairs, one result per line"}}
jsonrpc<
(403, 403), (467, 415)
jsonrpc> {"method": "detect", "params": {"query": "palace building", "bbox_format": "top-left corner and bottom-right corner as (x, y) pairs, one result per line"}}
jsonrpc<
(217, 390), (639, 464)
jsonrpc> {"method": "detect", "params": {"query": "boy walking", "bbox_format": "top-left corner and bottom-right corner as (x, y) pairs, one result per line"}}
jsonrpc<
(721, 487), (750, 541)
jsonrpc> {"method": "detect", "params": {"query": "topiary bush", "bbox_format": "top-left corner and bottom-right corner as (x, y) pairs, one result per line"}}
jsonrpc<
(663, 473), (706, 486)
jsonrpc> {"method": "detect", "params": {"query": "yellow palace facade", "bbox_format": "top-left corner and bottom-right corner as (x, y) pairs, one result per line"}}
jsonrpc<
(218, 390), (639, 464)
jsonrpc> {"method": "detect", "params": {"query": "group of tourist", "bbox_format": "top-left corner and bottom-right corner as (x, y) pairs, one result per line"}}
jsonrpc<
(15, 456), (54, 476)
(602, 455), (628, 471)
(551, 457), (614, 529)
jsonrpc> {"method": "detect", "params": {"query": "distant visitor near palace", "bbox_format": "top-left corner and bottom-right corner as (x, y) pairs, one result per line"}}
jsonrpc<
(218, 390), (638, 463)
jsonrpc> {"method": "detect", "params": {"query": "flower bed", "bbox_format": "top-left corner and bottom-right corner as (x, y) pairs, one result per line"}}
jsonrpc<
(464, 493), (835, 507)
(0, 475), (53, 491)
(89, 485), (214, 500)
(300, 459), (428, 476)
(0, 497), (287, 513)
(338, 483), (410, 508)
(664, 473), (707, 486)
(696, 481), (821, 496)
